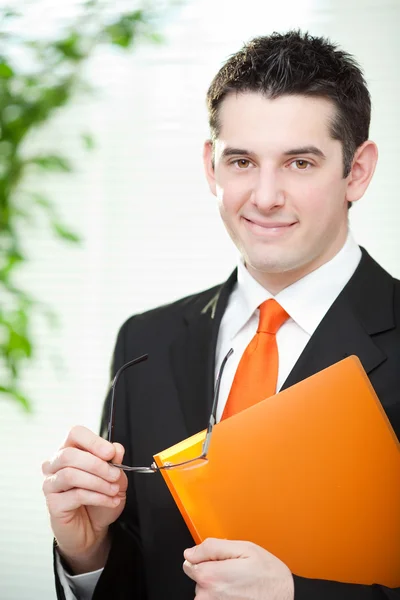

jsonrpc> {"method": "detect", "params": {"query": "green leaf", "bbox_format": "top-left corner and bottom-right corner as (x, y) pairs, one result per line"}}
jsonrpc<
(2, 283), (36, 306)
(0, 250), (24, 280)
(129, 10), (145, 21)
(53, 33), (86, 61)
(0, 385), (32, 412)
(30, 192), (54, 212)
(28, 154), (73, 172)
(81, 133), (95, 150)
(104, 24), (132, 48)
(52, 222), (81, 243)
(11, 206), (34, 224)
(104, 11), (147, 48)
(21, 81), (74, 130)
(0, 62), (14, 79)
(8, 329), (32, 358)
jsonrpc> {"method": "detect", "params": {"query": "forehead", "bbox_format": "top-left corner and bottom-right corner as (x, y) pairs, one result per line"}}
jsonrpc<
(216, 92), (338, 153)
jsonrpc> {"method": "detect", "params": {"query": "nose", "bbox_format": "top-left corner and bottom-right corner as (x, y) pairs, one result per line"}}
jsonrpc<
(250, 167), (285, 212)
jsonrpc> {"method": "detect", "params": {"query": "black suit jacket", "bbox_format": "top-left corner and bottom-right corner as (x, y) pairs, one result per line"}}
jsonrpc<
(55, 248), (400, 600)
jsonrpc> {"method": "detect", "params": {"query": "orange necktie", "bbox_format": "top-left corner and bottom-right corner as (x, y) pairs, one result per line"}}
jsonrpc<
(221, 299), (289, 420)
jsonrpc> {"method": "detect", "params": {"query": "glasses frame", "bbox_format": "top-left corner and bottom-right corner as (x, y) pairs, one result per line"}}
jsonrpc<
(107, 349), (233, 473)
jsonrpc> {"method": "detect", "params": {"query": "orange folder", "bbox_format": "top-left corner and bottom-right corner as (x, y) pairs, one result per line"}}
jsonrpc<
(153, 356), (400, 587)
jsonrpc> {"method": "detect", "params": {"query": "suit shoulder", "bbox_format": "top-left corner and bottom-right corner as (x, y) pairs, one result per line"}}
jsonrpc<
(118, 282), (223, 335)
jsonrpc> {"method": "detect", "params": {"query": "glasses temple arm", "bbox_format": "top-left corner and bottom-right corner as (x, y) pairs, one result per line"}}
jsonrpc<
(107, 353), (149, 443)
(201, 348), (233, 456)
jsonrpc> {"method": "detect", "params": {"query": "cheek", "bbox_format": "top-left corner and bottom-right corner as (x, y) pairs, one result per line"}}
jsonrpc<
(216, 179), (250, 214)
(290, 179), (344, 220)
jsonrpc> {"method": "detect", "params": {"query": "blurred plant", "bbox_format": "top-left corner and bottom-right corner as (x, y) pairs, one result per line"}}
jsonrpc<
(0, 1), (175, 410)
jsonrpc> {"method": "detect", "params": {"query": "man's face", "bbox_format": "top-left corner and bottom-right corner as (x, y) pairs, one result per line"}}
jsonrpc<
(204, 92), (353, 291)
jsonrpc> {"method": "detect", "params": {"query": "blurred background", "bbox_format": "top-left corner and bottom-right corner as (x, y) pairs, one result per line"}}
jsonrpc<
(0, 0), (399, 598)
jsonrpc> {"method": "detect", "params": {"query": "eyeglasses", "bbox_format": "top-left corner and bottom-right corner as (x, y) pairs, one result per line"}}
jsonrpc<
(107, 348), (233, 473)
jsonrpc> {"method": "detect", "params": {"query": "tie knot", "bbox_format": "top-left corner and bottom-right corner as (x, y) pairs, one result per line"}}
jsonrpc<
(257, 299), (289, 334)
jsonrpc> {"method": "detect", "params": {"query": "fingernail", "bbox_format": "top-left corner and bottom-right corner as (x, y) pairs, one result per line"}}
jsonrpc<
(110, 484), (119, 493)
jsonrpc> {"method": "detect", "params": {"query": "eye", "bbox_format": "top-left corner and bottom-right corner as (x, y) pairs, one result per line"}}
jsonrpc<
(233, 159), (251, 169)
(292, 159), (311, 170)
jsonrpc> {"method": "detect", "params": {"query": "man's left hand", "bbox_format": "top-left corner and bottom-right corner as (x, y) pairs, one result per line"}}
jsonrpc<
(183, 538), (294, 600)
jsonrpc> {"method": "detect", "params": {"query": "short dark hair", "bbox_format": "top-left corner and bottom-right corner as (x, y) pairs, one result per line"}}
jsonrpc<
(206, 31), (371, 177)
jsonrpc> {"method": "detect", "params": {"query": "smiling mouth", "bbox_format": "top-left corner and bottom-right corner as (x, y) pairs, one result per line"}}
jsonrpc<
(243, 217), (297, 233)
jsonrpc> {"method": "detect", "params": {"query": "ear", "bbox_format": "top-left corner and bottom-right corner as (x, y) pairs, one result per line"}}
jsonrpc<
(345, 140), (378, 205)
(203, 140), (217, 196)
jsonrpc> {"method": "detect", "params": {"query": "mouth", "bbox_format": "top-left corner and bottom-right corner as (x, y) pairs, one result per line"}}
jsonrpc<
(242, 217), (297, 236)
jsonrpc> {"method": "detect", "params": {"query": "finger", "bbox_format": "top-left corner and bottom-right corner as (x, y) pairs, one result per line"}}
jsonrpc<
(183, 560), (219, 589)
(111, 443), (125, 465)
(184, 538), (252, 564)
(46, 488), (121, 517)
(42, 446), (121, 483)
(61, 425), (116, 461)
(43, 467), (121, 497)
(184, 556), (249, 592)
(183, 559), (200, 582)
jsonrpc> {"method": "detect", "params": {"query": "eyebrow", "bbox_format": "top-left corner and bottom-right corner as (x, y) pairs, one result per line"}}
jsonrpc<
(220, 145), (326, 160)
(283, 146), (326, 160)
(220, 147), (255, 159)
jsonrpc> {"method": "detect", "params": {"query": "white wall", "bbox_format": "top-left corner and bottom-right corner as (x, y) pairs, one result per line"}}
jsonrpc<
(0, 1), (399, 598)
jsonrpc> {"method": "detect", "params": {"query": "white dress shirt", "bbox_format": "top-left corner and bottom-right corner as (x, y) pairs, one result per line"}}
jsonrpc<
(58, 231), (362, 599)
(215, 232), (361, 422)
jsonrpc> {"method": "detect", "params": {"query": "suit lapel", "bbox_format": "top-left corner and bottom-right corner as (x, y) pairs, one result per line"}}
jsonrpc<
(169, 271), (237, 437)
(281, 248), (395, 390)
(170, 248), (395, 435)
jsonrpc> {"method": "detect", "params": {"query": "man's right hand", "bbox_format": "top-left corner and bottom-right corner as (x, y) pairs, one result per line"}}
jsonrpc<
(42, 425), (128, 574)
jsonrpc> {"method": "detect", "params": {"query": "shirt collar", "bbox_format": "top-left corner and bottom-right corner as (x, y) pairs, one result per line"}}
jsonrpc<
(233, 230), (362, 338)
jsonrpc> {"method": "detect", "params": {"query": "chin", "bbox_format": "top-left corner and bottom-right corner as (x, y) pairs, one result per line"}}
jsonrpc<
(246, 255), (301, 275)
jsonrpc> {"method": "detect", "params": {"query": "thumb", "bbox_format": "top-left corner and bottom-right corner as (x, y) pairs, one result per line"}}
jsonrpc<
(184, 538), (246, 564)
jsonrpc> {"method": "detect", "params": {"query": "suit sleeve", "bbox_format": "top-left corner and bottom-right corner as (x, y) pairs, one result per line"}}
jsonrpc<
(54, 321), (148, 600)
(293, 575), (400, 599)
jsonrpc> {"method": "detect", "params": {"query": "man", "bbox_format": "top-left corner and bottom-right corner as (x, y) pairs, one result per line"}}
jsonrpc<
(42, 31), (400, 600)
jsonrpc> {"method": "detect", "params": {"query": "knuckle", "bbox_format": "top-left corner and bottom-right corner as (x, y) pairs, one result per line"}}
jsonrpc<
(69, 424), (85, 440)
(62, 425), (80, 447)
(71, 424), (84, 435)
(64, 425), (93, 451)
(246, 541), (258, 553)
(202, 537), (214, 552)
(60, 467), (75, 486)
(60, 446), (80, 467)
(74, 487), (86, 504)
(56, 448), (70, 468)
